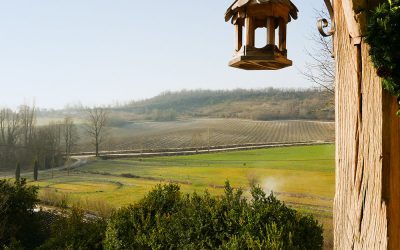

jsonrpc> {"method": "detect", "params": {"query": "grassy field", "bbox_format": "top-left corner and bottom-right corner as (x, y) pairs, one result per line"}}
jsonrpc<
(11, 144), (335, 247)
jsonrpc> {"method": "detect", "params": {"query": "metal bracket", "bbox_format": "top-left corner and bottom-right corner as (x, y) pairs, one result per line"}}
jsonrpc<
(318, 0), (335, 37)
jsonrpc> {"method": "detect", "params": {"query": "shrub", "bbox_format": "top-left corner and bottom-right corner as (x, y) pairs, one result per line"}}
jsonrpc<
(366, 0), (400, 114)
(105, 182), (323, 250)
(38, 207), (106, 250)
(0, 179), (47, 248)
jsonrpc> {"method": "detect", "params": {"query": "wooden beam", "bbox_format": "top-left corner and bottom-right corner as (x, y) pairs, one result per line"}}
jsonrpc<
(235, 24), (243, 51)
(333, 1), (400, 248)
(383, 93), (400, 250)
(245, 17), (255, 47)
(267, 17), (275, 46)
(279, 18), (286, 51)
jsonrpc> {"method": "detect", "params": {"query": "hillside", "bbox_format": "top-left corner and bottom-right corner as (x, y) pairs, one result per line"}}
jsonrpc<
(118, 88), (334, 120)
(118, 88), (334, 121)
(76, 119), (335, 153)
(37, 88), (334, 123)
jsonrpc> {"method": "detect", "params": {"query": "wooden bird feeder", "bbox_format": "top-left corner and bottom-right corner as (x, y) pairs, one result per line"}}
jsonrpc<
(225, 0), (298, 70)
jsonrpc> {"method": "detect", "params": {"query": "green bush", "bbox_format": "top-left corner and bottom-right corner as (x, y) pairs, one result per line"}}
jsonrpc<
(105, 182), (323, 250)
(0, 179), (48, 249)
(38, 207), (106, 250)
(366, 0), (400, 114)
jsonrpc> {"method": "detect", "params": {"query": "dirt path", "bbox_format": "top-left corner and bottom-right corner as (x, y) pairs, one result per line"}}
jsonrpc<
(72, 141), (333, 160)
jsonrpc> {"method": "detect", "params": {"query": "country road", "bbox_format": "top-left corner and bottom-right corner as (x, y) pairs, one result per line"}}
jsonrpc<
(72, 141), (334, 159)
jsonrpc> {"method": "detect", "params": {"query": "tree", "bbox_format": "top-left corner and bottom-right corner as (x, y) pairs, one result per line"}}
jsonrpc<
(19, 104), (36, 149)
(85, 107), (108, 157)
(63, 117), (78, 158)
(301, 9), (335, 106)
(15, 162), (20, 182)
(0, 179), (39, 247)
(33, 160), (39, 181)
(38, 208), (106, 250)
(19, 104), (36, 166)
(0, 109), (21, 169)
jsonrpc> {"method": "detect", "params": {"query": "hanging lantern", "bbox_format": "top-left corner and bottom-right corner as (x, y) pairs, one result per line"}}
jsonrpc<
(225, 0), (299, 70)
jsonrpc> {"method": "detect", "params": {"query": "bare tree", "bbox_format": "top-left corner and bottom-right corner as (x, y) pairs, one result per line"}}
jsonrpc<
(0, 109), (21, 169)
(63, 117), (79, 158)
(33, 122), (63, 171)
(19, 104), (36, 166)
(301, 10), (335, 97)
(85, 107), (108, 157)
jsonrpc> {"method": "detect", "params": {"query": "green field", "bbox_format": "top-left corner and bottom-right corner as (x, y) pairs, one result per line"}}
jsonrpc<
(14, 144), (335, 247)
(33, 145), (334, 205)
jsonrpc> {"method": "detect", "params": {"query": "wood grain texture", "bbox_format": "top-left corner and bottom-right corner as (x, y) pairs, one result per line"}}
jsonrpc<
(278, 18), (286, 51)
(245, 17), (255, 47)
(335, 0), (400, 248)
(382, 93), (400, 250)
(267, 17), (275, 46)
(235, 24), (243, 51)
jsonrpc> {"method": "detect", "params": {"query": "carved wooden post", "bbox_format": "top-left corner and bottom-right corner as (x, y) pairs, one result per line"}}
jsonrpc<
(235, 24), (243, 51)
(267, 17), (275, 46)
(278, 18), (286, 51)
(334, 0), (400, 249)
(245, 17), (255, 47)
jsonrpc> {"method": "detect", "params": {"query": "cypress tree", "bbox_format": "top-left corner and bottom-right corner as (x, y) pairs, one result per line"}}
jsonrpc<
(33, 160), (39, 181)
(15, 162), (21, 182)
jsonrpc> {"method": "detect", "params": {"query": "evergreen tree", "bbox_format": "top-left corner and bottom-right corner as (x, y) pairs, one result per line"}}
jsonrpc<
(33, 160), (39, 181)
(15, 162), (21, 182)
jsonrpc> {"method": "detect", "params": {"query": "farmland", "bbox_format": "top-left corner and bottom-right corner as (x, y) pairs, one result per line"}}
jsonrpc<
(14, 144), (335, 247)
(78, 118), (335, 152)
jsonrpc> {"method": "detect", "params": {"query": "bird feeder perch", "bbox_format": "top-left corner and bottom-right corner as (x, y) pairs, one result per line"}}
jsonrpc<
(225, 0), (298, 70)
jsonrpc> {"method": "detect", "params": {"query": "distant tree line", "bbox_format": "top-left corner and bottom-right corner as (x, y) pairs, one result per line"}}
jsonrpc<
(0, 104), (79, 171)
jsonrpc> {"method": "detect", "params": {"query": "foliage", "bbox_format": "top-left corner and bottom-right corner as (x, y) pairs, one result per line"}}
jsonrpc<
(34, 160), (39, 181)
(366, 0), (400, 115)
(15, 162), (20, 182)
(0, 104), (75, 171)
(0, 179), (46, 248)
(38, 207), (106, 250)
(104, 182), (323, 250)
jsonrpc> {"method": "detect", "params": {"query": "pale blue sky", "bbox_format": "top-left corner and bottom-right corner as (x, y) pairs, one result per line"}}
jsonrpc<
(0, 0), (325, 109)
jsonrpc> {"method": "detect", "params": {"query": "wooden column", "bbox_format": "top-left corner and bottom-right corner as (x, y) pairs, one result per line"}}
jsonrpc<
(267, 17), (275, 46)
(383, 93), (400, 250)
(278, 18), (286, 51)
(334, 0), (400, 249)
(235, 24), (243, 51)
(245, 17), (255, 47)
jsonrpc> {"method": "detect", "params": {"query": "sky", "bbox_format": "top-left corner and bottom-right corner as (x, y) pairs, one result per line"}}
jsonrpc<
(0, 0), (326, 109)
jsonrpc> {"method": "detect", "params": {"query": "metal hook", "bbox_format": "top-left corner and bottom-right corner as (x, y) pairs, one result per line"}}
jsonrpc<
(318, 0), (335, 37)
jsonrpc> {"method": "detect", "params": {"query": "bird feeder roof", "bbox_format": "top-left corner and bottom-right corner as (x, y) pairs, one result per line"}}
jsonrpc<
(225, 0), (299, 23)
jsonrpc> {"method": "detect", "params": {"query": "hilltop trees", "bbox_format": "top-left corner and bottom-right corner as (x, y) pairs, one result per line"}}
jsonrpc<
(85, 107), (108, 157)
(124, 88), (334, 121)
